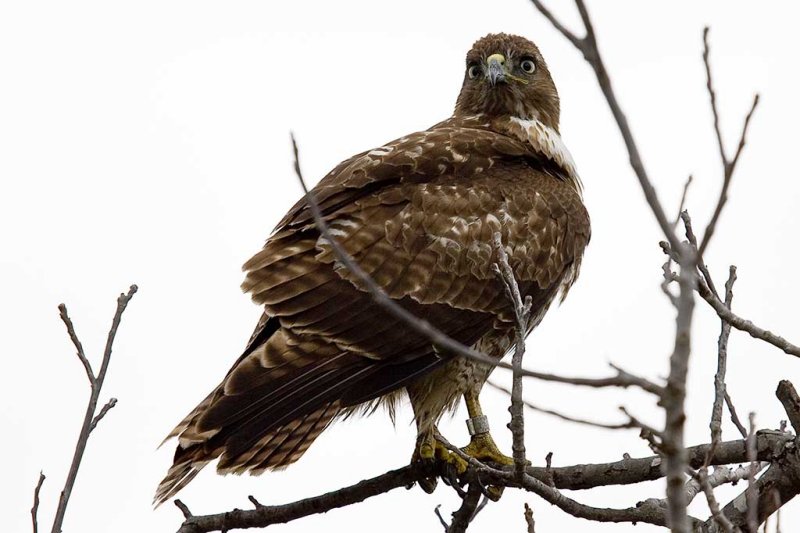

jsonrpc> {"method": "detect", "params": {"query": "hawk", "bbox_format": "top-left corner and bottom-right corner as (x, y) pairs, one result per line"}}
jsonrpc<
(155, 33), (590, 504)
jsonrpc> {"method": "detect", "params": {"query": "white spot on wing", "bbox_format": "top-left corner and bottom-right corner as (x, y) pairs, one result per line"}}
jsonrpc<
(368, 146), (393, 156)
(327, 228), (347, 238)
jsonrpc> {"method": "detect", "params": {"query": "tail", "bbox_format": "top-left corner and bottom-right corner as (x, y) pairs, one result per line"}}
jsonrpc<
(154, 399), (341, 506)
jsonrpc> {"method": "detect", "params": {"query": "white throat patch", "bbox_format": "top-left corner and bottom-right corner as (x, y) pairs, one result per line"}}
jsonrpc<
(509, 117), (582, 191)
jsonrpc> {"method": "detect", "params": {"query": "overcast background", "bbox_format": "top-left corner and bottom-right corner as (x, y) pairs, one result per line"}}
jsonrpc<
(2, 1), (799, 532)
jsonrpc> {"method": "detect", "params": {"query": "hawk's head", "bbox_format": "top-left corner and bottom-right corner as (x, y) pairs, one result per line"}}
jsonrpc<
(455, 33), (560, 130)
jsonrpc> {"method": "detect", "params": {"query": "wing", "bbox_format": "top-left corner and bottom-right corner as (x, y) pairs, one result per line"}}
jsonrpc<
(230, 123), (588, 433)
(155, 122), (589, 504)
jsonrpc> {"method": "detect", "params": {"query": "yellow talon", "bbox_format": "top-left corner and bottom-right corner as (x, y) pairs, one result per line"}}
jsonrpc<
(412, 435), (469, 473)
(412, 432), (470, 493)
(460, 432), (517, 501)
(461, 432), (515, 465)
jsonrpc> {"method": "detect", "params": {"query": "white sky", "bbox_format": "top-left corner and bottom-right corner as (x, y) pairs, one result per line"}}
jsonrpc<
(2, 1), (799, 532)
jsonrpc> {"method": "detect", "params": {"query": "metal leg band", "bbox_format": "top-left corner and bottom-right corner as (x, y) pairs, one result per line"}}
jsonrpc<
(466, 415), (490, 436)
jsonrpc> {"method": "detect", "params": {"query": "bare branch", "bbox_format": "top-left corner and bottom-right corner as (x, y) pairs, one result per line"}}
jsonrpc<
(702, 383), (800, 530)
(525, 362), (663, 395)
(687, 463), (767, 505)
(57, 304), (94, 385)
(708, 266), (737, 463)
(32, 471), (45, 533)
(50, 285), (137, 533)
(559, 0), (681, 251)
(697, 277), (800, 358)
(447, 483), (482, 533)
(699, 27), (760, 255)
(746, 413), (759, 532)
(724, 390), (748, 439)
(681, 210), (719, 299)
(173, 432), (797, 532)
(89, 397), (118, 432)
(526, 0), (584, 50)
(174, 499), (193, 519)
(487, 381), (636, 430)
(176, 465), (429, 533)
(524, 503), (536, 533)
(696, 469), (736, 532)
(492, 232), (531, 478)
(673, 175), (693, 227)
(544, 452), (555, 487)
(702, 27), (728, 179)
(677, 216), (800, 359)
(434, 504), (450, 531)
(705, 462), (799, 532)
(660, 240), (697, 532)
(776, 380), (800, 434)
(483, 468), (700, 528)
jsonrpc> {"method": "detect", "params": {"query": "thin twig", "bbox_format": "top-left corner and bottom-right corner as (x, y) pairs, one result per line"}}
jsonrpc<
(696, 469), (736, 532)
(58, 305), (94, 386)
(89, 397), (118, 431)
(487, 381), (635, 430)
(746, 413), (759, 533)
(492, 232), (531, 478)
(50, 285), (137, 533)
(471, 496), (489, 522)
(544, 452), (554, 487)
(524, 503), (536, 533)
(662, 234), (800, 359)
(434, 505), (450, 531)
(724, 390), (748, 439)
(527, 0), (584, 50)
(681, 210), (719, 299)
(32, 471), (46, 533)
(673, 175), (693, 227)
(528, 362), (663, 395)
(775, 381), (800, 434)
(698, 27), (760, 255)
(687, 463), (767, 504)
(708, 265), (737, 464)
(447, 483), (483, 533)
(174, 499), (193, 519)
(696, 277), (800, 358)
(567, 0), (682, 251)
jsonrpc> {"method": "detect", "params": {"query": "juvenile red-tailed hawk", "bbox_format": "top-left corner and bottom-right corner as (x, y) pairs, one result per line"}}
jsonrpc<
(156, 33), (590, 504)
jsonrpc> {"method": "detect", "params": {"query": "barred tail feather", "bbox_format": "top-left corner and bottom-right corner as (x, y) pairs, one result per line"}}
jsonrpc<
(154, 401), (340, 506)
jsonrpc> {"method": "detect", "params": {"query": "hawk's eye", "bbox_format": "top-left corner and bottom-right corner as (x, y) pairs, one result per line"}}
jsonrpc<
(520, 58), (536, 74)
(467, 63), (482, 79)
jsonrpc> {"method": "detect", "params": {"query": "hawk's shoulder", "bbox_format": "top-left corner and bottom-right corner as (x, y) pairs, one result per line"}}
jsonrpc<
(274, 116), (540, 232)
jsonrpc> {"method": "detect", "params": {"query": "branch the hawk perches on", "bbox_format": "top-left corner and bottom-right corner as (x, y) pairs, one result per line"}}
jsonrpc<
(156, 33), (590, 505)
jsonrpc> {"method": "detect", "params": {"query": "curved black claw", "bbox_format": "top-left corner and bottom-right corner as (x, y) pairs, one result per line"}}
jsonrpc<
(476, 472), (504, 502)
(442, 462), (467, 498)
(419, 475), (438, 494)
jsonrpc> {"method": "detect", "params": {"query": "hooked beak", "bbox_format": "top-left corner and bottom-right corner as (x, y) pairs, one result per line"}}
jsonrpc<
(486, 53), (507, 87)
